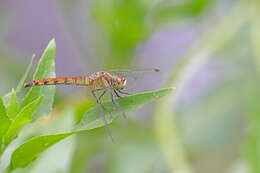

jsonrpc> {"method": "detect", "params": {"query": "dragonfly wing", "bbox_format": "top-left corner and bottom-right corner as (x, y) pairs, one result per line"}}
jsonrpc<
(108, 68), (161, 93)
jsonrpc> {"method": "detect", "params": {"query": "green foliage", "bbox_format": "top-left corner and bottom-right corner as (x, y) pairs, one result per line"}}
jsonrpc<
(74, 100), (95, 124)
(2, 0), (259, 172)
(93, 0), (149, 67)
(10, 88), (173, 170)
(74, 88), (173, 130)
(11, 133), (73, 169)
(16, 54), (35, 93)
(7, 89), (19, 120)
(3, 96), (43, 148)
(0, 39), (56, 171)
(152, 0), (213, 25)
(93, 0), (212, 68)
(246, 85), (260, 173)
(21, 39), (56, 119)
(0, 39), (173, 172)
(0, 97), (11, 153)
(247, 2), (260, 172)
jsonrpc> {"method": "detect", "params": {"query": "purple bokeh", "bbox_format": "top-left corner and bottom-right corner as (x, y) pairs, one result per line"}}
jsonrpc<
(4, 0), (85, 76)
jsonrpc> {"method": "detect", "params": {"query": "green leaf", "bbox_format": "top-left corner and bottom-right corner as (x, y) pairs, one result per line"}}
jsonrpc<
(151, 0), (212, 25)
(3, 96), (43, 148)
(74, 100), (96, 124)
(74, 88), (174, 130)
(10, 133), (73, 170)
(16, 54), (36, 92)
(21, 39), (56, 119)
(247, 3), (260, 172)
(0, 96), (11, 153)
(10, 88), (173, 170)
(7, 89), (19, 120)
(93, 0), (149, 67)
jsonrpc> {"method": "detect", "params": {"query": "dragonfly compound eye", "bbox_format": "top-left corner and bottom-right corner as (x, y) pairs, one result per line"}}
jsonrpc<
(114, 75), (127, 90)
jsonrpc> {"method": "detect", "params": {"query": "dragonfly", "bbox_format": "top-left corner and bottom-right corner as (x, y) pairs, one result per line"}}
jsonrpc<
(24, 69), (160, 141)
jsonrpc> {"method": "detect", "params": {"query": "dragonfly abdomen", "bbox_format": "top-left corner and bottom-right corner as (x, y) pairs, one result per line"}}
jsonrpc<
(24, 76), (89, 87)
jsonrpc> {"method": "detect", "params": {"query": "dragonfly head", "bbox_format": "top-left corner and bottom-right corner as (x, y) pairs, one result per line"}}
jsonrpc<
(112, 75), (127, 90)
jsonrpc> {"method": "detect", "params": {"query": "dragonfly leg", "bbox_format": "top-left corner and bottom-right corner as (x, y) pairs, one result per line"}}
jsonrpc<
(97, 90), (113, 120)
(114, 90), (123, 98)
(117, 90), (132, 96)
(114, 90), (129, 100)
(91, 90), (114, 142)
(110, 90), (127, 119)
(98, 90), (107, 100)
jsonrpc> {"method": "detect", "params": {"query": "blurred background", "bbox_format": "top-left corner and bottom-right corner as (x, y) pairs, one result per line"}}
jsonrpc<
(0, 0), (260, 173)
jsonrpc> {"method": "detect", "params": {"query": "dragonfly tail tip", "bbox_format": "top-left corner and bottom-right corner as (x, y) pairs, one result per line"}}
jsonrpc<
(24, 82), (32, 88)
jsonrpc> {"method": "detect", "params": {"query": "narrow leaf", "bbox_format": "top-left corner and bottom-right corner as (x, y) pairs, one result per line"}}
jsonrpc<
(3, 96), (43, 147)
(74, 88), (174, 130)
(7, 89), (19, 120)
(16, 54), (36, 92)
(10, 88), (173, 170)
(0, 97), (11, 153)
(21, 39), (56, 119)
(3, 55), (35, 106)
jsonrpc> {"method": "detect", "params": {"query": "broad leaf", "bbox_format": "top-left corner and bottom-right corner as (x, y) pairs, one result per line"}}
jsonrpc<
(0, 97), (11, 153)
(10, 88), (173, 170)
(11, 133), (73, 169)
(3, 96), (43, 148)
(7, 89), (19, 120)
(21, 39), (56, 119)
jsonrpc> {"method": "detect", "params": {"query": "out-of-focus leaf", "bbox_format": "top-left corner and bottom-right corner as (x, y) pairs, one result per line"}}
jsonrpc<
(104, 121), (159, 173)
(247, 2), (260, 172)
(3, 96), (43, 148)
(151, 0), (213, 25)
(153, 2), (247, 173)
(0, 96), (11, 154)
(10, 88), (173, 170)
(21, 39), (56, 119)
(7, 89), (19, 120)
(246, 85), (260, 173)
(16, 54), (35, 93)
(93, 0), (149, 67)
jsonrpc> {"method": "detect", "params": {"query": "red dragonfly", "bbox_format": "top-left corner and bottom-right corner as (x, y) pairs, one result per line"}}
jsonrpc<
(24, 69), (160, 140)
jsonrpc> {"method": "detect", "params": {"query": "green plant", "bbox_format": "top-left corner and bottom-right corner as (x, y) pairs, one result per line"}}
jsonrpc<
(0, 39), (173, 172)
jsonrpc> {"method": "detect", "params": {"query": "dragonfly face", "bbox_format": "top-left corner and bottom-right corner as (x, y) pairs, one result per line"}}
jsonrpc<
(111, 75), (127, 90)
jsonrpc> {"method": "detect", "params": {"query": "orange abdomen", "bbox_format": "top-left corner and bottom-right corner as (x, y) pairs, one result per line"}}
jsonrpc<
(24, 76), (89, 88)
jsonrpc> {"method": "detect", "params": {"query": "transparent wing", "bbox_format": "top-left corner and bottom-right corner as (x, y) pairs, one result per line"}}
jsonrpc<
(107, 68), (160, 74)
(107, 68), (161, 93)
(107, 68), (160, 80)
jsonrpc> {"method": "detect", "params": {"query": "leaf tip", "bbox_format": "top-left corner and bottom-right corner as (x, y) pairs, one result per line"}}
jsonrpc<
(49, 38), (56, 45)
(31, 54), (36, 61)
(45, 38), (56, 51)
